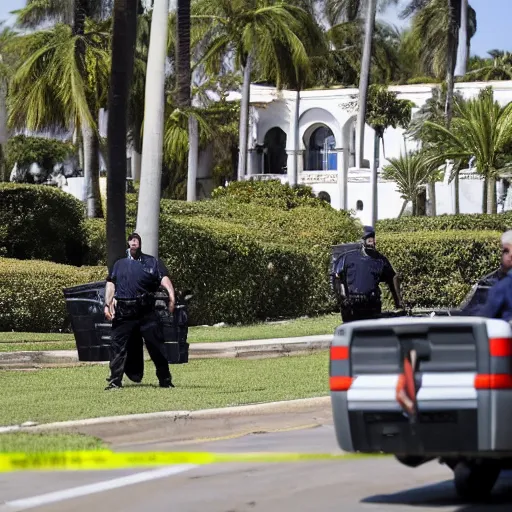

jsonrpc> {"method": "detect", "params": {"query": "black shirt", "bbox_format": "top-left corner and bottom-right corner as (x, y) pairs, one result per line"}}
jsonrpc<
(107, 253), (169, 299)
(336, 247), (396, 297)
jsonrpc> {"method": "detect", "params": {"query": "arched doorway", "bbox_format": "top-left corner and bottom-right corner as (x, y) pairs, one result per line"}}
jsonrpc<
(304, 125), (337, 171)
(263, 127), (287, 174)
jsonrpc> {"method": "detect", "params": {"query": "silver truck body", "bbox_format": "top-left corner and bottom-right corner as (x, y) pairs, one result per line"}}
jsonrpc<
(330, 314), (512, 499)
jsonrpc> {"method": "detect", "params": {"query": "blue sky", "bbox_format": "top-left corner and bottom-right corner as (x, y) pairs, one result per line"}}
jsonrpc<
(1, 0), (511, 58)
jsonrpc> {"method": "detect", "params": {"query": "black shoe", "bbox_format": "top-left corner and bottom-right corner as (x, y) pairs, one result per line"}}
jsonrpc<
(159, 378), (175, 388)
(105, 381), (122, 390)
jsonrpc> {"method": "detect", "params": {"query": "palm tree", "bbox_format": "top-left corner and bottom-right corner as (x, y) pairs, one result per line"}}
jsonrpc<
(14, 0), (112, 218)
(106, 0), (138, 269)
(325, 19), (402, 87)
(174, 0), (199, 202)
(192, 0), (315, 181)
(400, 0), (476, 127)
(363, 85), (413, 224)
(423, 88), (512, 214)
(355, 0), (377, 169)
(0, 24), (17, 182)
(382, 150), (440, 216)
(135, 0), (170, 258)
(404, 0), (476, 81)
(464, 50), (512, 81)
(8, 21), (110, 218)
(128, 10), (151, 183)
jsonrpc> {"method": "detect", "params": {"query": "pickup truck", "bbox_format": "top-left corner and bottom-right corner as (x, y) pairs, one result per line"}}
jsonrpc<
(329, 244), (510, 501)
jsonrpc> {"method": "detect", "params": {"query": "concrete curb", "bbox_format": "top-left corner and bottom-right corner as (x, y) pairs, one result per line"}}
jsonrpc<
(0, 334), (333, 369)
(0, 396), (331, 434)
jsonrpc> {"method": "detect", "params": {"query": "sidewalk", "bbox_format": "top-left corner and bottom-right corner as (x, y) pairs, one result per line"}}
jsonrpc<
(0, 334), (333, 369)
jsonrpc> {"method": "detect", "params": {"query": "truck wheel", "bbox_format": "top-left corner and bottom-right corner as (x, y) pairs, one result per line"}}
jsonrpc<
(453, 460), (500, 501)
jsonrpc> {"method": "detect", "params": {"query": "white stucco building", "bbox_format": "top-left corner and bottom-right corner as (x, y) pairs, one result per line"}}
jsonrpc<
(225, 80), (512, 222)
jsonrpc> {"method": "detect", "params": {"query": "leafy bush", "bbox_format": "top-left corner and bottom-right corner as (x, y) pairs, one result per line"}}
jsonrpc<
(2, 230), (502, 331)
(377, 230), (501, 309)
(376, 213), (512, 233)
(210, 180), (331, 210)
(83, 218), (107, 266)
(0, 257), (106, 332)
(0, 184), (87, 265)
(87, 196), (361, 324)
(5, 135), (75, 175)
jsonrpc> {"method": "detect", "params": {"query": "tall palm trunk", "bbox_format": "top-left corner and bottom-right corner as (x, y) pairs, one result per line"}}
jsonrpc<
(130, 113), (143, 181)
(135, 0), (170, 258)
(82, 120), (103, 218)
(355, 0), (377, 169)
(445, 0), (461, 214)
(444, 0), (460, 127)
(454, 0), (468, 76)
(75, 0), (104, 217)
(176, 0), (197, 202)
(0, 76), (7, 182)
(370, 132), (379, 225)
(292, 86), (301, 185)
(187, 116), (199, 200)
(238, 52), (253, 180)
(487, 176), (497, 214)
(482, 176), (488, 213)
(106, 0), (138, 270)
(176, 0), (191, 107)
(428, 181), (437, 216)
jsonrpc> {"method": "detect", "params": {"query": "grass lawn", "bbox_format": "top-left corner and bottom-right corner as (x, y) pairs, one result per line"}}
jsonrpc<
(0, 313), (340, 352)
(0, 352), (330, 426)
(0, 433), (106, 453)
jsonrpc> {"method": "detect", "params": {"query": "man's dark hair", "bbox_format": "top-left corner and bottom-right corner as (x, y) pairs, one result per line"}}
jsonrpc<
(128, 232), (142, 245)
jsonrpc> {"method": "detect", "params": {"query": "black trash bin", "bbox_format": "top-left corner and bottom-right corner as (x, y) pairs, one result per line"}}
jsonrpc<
(62, 281), (190, 364)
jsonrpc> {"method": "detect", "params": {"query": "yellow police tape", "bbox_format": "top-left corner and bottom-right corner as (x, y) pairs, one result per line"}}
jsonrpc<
(0, 450), (388, 472)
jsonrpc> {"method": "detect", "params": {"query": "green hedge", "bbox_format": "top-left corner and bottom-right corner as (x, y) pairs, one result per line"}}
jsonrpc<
(87, 198), (360, 325)
(0, 258), (106, 332)
(377, 230), (501, 309)
(0, 184), (87, 265)
(2, 230), (502, 332)
(209, 180), (330, 210)
(376, 213), (512, 233)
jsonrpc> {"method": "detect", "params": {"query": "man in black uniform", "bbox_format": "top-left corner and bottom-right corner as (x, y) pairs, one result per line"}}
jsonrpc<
(103, 233), (176, 390)
(332, 226), (403, 323)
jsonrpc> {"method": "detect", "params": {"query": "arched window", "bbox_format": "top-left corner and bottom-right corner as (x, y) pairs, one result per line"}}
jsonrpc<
(263, 128), (287, 174)
(317, 191), (331, 204)
(304, 125), (336, 171)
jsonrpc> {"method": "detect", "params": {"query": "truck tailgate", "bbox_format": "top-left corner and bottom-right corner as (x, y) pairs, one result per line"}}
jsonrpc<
(330, 316), (512, 457)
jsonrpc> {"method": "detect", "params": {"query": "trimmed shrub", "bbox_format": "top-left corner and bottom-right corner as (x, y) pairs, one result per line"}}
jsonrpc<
(5, 135), (75, 177)
(85, 197), (361, 324)
(2, 230), (502, 331)
(157, 217), (335, 325)
(210, 180), (331, 210)
(378, 230), (501, 309)
(0, 257), (106, 332)
(83, 218), (107, 266)
(0, 184), (87, 265)
(376, 213), (512, 233)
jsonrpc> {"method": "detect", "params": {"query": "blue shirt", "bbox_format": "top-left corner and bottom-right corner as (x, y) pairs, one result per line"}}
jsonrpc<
(107, 253), (168, 299)
(335, 247), (396, 296)
(478, 270), (512, 321)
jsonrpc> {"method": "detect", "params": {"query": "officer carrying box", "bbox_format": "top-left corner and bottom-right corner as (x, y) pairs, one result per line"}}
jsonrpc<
(103, 233), (176, 390)
(331, 226), (403, 323)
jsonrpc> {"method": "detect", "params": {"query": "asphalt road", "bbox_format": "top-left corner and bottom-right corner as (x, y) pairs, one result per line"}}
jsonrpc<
(2, 424), (512, 512)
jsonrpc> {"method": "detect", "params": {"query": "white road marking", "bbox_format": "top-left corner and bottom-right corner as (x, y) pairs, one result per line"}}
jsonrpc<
(0, 464), (197, 511)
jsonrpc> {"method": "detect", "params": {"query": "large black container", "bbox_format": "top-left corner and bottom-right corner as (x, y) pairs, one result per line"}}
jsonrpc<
(62, 281), (190, 364)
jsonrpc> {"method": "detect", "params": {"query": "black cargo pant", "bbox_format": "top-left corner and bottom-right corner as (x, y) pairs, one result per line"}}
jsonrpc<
(340, 294), (382, 323)
(108, 302), (171, 386)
